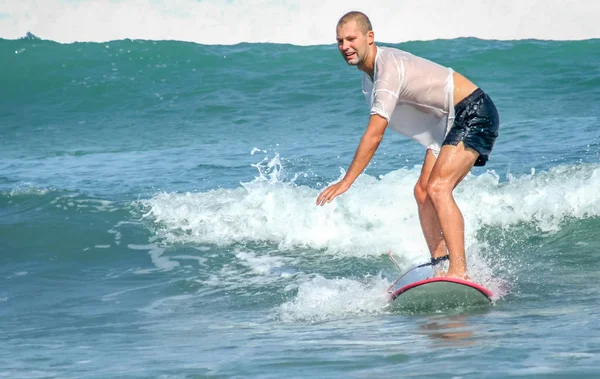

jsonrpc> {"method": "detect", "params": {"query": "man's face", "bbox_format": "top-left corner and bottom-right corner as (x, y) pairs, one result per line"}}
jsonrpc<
(336, 21), (371, 66)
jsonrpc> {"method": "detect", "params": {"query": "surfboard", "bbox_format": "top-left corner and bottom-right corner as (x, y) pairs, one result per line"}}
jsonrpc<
(388, 277), (493, 312)
(386, 252), (493, 312)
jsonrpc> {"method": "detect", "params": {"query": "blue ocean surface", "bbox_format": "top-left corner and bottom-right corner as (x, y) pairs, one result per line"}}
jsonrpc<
(2, 1), (600, 378)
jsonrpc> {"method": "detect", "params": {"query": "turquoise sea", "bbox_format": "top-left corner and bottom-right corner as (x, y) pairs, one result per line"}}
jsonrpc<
(2, 3), (600, 378)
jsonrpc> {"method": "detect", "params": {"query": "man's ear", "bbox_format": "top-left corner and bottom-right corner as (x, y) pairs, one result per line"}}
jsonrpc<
(367, 30), (375, 44)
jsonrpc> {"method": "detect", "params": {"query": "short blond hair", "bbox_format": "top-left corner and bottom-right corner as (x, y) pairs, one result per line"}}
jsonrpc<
(337, 11), (373, 34)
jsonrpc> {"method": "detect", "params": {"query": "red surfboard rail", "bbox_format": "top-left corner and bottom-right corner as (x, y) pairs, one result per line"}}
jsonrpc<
(389, 277), (493, 301)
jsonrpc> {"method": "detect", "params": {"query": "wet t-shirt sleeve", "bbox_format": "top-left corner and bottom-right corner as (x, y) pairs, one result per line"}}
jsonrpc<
(370, 52), (403, 121)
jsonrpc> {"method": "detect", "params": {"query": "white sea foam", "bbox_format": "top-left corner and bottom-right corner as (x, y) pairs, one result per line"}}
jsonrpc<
(140, 153), (600, 259)
(235, 250), (289, 276)
(128, 243), (179, 273)
(140, 154), (429, 259)
(1, 0), (598, 45)
(8, 183), (52, 196)
(275, 274), (391, 322)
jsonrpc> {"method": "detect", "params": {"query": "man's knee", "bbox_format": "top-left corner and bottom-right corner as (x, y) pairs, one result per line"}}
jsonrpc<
(414, 181), (428, 207)
(426, 178), (452, 204)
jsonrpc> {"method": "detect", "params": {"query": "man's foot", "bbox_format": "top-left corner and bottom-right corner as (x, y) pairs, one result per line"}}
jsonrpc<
(444, 269), (470, 281)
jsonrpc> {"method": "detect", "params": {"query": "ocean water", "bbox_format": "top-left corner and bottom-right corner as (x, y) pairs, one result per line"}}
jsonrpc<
(2, 1), (600, 378)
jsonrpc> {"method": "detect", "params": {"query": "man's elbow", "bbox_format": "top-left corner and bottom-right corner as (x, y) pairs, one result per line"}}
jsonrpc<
(366, 115), (388, 143)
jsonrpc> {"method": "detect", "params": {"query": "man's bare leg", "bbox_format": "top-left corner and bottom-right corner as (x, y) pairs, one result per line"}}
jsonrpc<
(426, 142), (479, 279)
(414, 150), (447, 262)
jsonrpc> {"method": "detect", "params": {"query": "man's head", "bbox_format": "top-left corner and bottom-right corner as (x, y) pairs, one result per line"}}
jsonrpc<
(336, 11), (374, 67)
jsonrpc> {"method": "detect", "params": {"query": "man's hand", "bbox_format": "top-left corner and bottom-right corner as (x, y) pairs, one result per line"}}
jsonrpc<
(316, 181), (351, 206)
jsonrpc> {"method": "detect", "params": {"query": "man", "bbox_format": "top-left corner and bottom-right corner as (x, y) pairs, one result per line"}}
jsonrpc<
(316, 11), (500, 279)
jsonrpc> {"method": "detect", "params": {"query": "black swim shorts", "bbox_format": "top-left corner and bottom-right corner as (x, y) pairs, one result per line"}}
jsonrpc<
(443, 88), (500, 166)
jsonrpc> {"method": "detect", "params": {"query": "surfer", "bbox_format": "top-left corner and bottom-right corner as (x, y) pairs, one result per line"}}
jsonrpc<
(316, 11), (500, 280)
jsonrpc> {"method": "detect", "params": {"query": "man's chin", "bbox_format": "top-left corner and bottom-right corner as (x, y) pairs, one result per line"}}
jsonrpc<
(345, 59), (359, 66)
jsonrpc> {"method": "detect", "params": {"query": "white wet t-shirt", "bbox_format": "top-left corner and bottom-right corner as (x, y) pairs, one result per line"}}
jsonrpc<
(362, 46), (455, 153)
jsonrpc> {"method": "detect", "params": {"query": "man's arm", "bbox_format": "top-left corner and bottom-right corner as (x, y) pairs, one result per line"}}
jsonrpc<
(316, 114), (388, 206)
